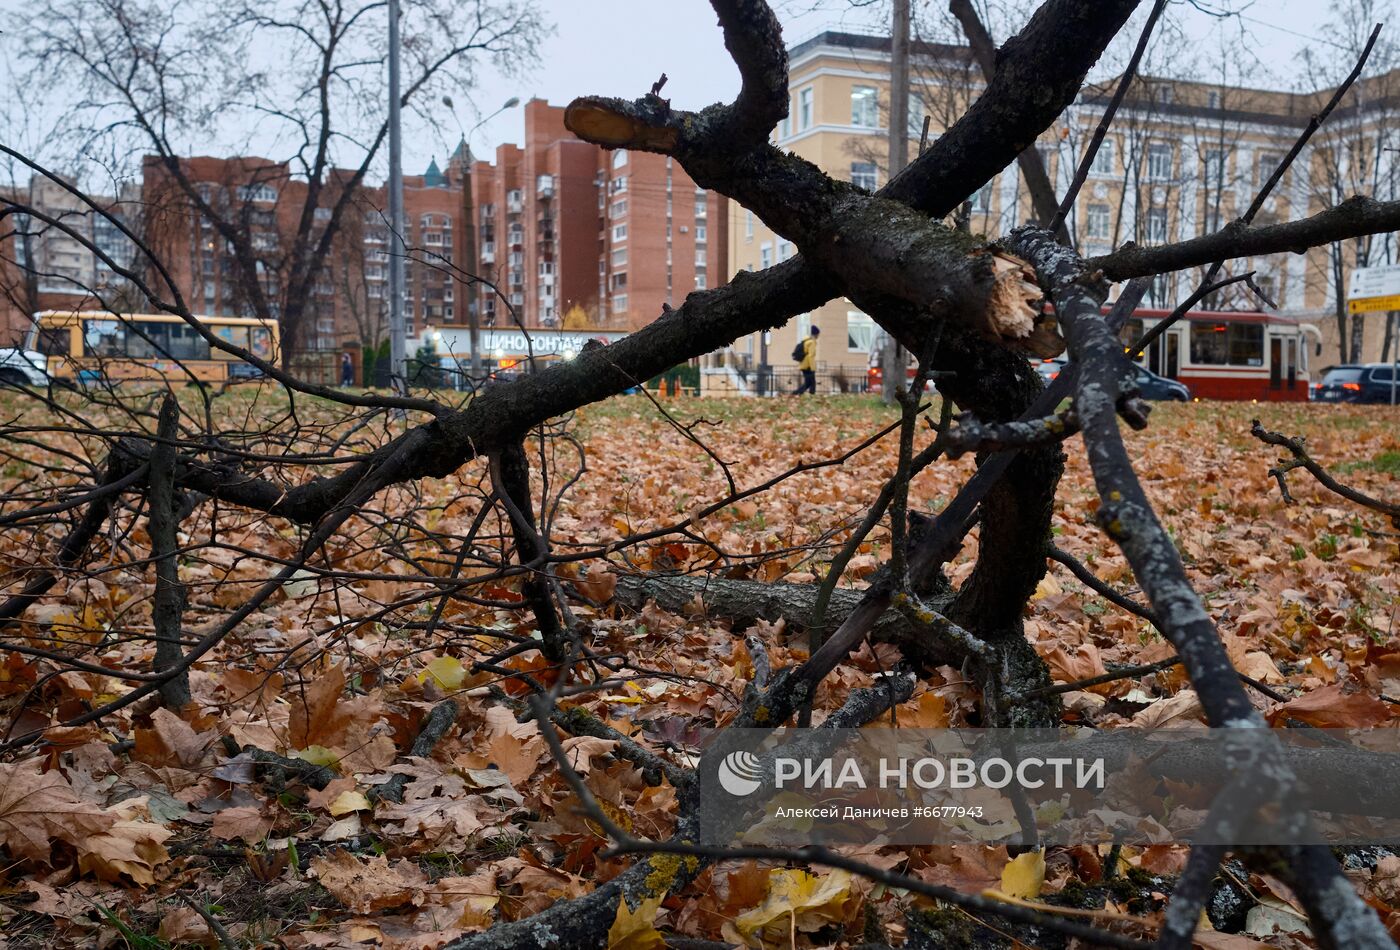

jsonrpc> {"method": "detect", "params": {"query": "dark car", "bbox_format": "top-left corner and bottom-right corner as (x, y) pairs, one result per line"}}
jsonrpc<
(1035, 358), (1190, 401)
(1312, 364), (1398, 404)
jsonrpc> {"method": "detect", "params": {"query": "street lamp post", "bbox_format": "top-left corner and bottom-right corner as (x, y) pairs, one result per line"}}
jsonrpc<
(387, 0), (406, 397)
(443, 95), (520, 386)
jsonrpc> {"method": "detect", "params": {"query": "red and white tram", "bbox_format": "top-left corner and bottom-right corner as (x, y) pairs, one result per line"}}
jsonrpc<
(1120, 308), (1322, 402)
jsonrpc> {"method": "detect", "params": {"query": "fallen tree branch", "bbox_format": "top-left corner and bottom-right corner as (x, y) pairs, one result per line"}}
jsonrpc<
(369, 699), (460, 804)
(1251, 419), (1400, 528)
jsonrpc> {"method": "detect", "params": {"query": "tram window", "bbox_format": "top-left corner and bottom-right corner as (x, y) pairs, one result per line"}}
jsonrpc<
(1190, 322), (1263, 366)
(1119, 318), (1145, 352)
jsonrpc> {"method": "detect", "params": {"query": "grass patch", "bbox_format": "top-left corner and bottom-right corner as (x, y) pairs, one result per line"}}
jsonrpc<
(1337, 450), (1400, 476)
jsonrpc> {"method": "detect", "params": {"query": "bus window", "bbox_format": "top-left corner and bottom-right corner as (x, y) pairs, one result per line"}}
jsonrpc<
(249, 327), (272, 361)
(85, 319), (125, 357)
(162, 322), (212, 361)
(38, 328), (71, 357)
(212, 324), (249, 358)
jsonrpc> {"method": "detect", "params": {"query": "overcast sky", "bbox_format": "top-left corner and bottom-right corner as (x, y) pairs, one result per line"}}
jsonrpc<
(440, 0), (1364, 174)
(0, 0), (1383, 184)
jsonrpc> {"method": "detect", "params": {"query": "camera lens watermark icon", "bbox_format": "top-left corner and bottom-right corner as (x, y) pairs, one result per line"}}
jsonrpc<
(717, 750), (764, 797)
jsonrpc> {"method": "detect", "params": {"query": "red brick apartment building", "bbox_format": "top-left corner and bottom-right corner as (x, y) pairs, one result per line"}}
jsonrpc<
(467, 99), (727, 334)
(141, 154), (463, 354)
(2, 100), (726, 365)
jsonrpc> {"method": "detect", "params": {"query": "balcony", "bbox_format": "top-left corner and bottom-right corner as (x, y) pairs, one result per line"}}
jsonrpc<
(506, 191), (524, 214)
(537, 175), (555, 198)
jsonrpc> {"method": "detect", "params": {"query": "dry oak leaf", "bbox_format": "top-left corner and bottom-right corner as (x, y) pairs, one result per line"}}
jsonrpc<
(1267, 683), (1394, 729)
(607, 892), (666, 950)
(310, 850), (428, 914)
(727, 868), (854, 947)
(0, 760), (114, 863)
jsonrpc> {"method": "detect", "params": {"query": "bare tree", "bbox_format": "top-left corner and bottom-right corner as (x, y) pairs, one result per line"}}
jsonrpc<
(19, 0), (545, 360)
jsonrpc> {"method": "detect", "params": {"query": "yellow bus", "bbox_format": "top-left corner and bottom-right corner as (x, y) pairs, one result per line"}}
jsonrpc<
(2, 311), (280, 385)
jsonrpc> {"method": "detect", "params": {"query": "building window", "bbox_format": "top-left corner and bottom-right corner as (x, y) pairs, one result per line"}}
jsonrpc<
(1203, 149), (1226, 190)
(1145, 208), (1168, 243)
(237, 183), (278, 203)
(1258, 151), (1286, 186)
(610, 199), (628, 218)
(1207, 90), (1220, 109)
(609, 176), (628, 194)
(795, 313), (812, 340)
(780, 97), (792, 138)
(695, 195), (708, 217)
(612, 272), (627, 290)
(760, 241), (772, 268)
(745, 211), (754, 240)
(611, 247), (628, 266)
(846, 311), (876, 352)
(1190, 321), (1263, 366)
(1090, 138), (1114, 176)
(613, 149), (628, 169)
(851, 85), (878, 128)
(1086, 203), (1111, 239)
(851, 162), (878, 191)
(1146, 143), (1173, 181)
(695, 224), (707, 242)
(696, 272), (708, 289)
(612, 293), (628, 312)
(612, 223), (628, 241)
(799, 87), (813, 130)
(968, 183), (993, 212)
(695, 249), (707, 266)
(778, 239), (793, 261)
(907, 96), (926, 137)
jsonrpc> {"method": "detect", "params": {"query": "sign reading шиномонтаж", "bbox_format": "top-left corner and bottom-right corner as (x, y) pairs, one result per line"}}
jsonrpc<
(697, 728), (1400, 847)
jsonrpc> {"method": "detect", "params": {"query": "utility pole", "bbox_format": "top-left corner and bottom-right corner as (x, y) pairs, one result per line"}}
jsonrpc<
(881, 0), (911, 405)
(387, 0), (407, 396)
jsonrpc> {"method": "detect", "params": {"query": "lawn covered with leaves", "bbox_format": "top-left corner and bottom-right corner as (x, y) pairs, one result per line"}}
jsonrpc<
(0, 390), (1396, 947)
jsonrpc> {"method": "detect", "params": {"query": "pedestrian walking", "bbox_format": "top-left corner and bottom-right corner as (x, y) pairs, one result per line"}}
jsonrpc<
(340, 352), (354, 387)
(792, 326), (820, 395)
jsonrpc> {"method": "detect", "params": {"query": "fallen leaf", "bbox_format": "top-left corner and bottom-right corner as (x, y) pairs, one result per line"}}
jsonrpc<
(310, 850), (428, 914)
(1000, 849), (1046, 899)
(1268, 683), (1393, 728)
(607, 893), (665, 950)
(729, 868), (853, 945)
(0, 761), (114, 863)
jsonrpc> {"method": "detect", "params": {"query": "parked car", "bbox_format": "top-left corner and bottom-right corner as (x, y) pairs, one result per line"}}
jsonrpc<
(1311, 364), (1399, 404)
(1034, 358), (1190, 400)
(0, 346), (48, 387)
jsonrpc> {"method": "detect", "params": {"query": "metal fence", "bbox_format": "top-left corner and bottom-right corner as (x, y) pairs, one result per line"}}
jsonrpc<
(701, 366), (869, 397)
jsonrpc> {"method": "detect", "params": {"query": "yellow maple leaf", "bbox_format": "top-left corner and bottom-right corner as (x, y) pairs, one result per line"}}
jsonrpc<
(732, 868), (853, 946)
(607, 893), (665, 950)
(420, 655), (466, 690)
(999, 849), (1046, 899)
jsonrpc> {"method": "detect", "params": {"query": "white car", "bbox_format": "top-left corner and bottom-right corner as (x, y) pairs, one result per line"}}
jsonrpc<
(0, 346), (48, 387)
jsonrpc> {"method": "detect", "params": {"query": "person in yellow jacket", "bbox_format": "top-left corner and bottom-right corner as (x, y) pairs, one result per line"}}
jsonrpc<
(793, 326), (820, 395)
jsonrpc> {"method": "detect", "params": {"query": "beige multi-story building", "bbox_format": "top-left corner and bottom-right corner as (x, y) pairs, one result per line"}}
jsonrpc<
(719, 30), (1399, 389)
